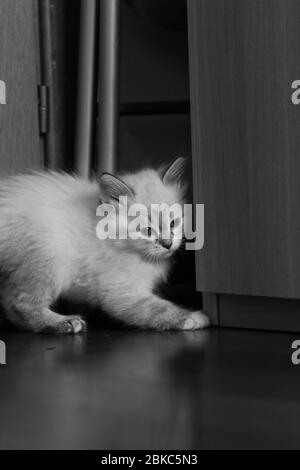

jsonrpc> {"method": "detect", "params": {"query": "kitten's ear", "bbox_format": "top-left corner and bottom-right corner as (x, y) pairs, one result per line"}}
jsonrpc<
(99, 173), (135, 202)
(162, 157), (186, 185)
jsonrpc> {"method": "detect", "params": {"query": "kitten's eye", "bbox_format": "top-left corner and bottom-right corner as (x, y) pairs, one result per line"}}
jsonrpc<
(140, 226), (157, 238)
(170, 218), (181, 230)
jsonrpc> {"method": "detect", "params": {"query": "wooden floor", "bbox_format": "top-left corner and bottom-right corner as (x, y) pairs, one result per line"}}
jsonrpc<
(0, 326), (299, 449)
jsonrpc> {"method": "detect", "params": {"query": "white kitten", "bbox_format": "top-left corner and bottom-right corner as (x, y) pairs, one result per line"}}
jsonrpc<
(0, 157), (209, 333)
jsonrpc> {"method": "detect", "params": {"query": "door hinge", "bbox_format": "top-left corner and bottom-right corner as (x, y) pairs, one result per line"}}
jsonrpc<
(38, 85), (49, 134)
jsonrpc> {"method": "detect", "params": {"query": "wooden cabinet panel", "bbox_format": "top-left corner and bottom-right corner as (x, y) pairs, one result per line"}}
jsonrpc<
(0, 0), (43, 174)
(188, 0), (300, 298)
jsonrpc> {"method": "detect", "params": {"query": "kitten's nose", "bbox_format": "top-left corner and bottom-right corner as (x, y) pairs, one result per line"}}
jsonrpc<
(161, 239), (172, 250)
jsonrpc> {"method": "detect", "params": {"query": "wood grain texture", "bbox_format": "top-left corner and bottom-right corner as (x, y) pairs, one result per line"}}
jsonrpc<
(0, 0), (43, 174)
(188, 0), (300, 298)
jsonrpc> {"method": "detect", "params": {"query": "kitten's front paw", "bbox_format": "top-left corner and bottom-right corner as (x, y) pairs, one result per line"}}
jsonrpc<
(67, 316), (87, 334)
(182, 311), (209, 330)
(42, 315), (87, 335)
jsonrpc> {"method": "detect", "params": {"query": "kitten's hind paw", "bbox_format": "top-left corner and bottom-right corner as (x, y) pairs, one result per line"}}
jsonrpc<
(182, 311), (209, 330)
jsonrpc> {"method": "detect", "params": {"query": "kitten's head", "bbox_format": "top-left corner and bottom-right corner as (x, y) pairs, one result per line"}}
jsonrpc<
(98, 157), (186, 261)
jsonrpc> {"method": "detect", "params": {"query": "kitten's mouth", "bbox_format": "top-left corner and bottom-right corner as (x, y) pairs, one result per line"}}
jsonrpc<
(150, 246), (174, 259)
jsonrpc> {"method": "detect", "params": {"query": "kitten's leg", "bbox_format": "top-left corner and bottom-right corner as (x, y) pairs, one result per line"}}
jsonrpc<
(107, 294), (209, 331)
(3, 293), (86, 334)
(1, 252), (86, 334)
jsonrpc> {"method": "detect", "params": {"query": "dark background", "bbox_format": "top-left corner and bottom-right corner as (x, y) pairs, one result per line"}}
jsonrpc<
(46, 0), (196, 288)
(47, 0), (190, 171)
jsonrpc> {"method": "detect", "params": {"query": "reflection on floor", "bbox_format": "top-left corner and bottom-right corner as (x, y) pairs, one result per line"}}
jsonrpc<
(0, 326), (299, 449)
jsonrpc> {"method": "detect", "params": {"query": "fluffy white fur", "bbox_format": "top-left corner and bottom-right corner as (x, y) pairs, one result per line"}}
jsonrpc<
(0, 158), (209, 333)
